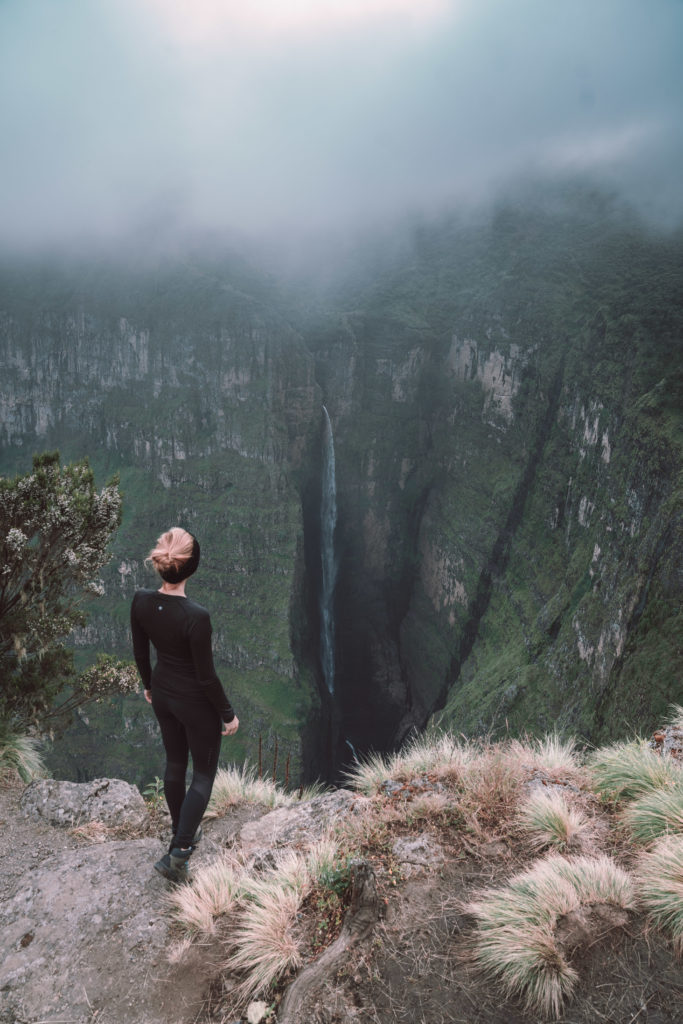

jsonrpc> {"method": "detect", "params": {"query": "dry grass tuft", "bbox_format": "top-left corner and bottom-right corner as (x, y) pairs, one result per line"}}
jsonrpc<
(589, 740), (682, 802)
(169, 840), (341, 997)
(67, 821), (110, 843)
(165, 934), (195, 965)
(518, 790), (593, 853)
(668, 705), (683, 730)
(225, 886), (305, 997)
(167, 854), (245, 936)
(624, 784), (683, 844)
(457, 744), (528, 836)
(344, 732), (474, 795)
(465, 854), (636, 1015)
(205, 764), (323, 818)
(635, 836), (683, 956)
(508, 733), (583, 780)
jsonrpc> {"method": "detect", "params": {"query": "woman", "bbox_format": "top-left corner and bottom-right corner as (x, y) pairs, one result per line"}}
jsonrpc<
(130, 527), (239, 883)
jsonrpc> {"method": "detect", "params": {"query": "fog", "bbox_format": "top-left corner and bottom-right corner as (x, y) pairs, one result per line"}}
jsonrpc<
(1, 0), (682, 253)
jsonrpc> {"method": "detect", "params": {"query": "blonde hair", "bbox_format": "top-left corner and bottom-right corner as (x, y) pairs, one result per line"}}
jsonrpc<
(147, 527), (194, 576)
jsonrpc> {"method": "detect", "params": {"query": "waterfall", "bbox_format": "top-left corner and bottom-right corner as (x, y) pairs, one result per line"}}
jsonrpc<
(320, 405), (338, 695)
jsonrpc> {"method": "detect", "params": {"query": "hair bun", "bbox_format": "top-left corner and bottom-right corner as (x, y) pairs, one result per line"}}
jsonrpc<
(146, 528), (199, 581)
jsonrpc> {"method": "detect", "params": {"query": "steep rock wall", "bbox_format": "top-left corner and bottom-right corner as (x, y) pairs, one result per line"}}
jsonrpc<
(0, 258), (322, 783)
(305, 206), (682, 752)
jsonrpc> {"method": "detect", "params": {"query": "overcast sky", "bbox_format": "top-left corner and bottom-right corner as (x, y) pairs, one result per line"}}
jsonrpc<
(1, 0), (682, 250)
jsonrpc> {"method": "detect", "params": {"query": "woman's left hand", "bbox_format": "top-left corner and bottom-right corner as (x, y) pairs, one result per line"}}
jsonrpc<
(143, 689), (152, 704)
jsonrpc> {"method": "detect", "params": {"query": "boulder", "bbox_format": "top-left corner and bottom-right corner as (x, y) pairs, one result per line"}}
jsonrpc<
(19, 777), (149, 830)
(238, 789), (367, 863)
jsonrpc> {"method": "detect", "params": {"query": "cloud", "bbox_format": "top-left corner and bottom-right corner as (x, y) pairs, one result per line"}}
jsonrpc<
(143, 0), (453, 44)
(0, 0), (681, 250)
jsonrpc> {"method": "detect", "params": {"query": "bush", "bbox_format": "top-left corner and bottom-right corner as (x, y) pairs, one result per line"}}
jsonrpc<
(0, 452), (122, 726)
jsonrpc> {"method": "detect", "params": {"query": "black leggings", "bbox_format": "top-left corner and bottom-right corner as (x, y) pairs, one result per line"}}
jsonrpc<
(151, 690), (222, 849)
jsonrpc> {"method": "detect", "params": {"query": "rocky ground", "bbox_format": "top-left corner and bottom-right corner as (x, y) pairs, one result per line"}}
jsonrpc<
(2, 733), (683, 1024)
(0, 778), (267, 1024)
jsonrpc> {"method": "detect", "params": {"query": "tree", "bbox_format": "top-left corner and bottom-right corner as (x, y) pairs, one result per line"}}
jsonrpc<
(0, 451), (133, 726)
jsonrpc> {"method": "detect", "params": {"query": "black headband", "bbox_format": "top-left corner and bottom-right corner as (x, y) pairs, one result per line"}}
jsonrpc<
(159, 534), (201, 583)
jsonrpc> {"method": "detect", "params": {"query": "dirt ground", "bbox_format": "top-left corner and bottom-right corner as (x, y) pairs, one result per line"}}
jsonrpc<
(347, 857), (683, 1024)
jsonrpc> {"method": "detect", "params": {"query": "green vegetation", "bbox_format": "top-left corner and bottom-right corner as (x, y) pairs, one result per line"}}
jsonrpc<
(0, 724), (47, 784)
(0, 452), (137, 733)
(589, 740), (683, 802)
(518, 789), (592, 853)
(465, 855), (636, 1017)
(635, 837), (683, 956)
(163, 726), (682, 1017)
(625, 785), (683, 843)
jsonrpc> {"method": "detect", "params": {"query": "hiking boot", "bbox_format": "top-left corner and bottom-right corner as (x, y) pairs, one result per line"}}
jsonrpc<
(168, 824), (202, 853)
(154, 847), (192, 884)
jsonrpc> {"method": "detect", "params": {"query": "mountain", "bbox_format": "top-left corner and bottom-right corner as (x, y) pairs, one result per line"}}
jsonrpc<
(1, 187), (681, 782)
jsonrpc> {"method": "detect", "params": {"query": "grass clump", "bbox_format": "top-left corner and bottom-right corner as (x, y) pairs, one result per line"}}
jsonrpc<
(667, 705), (683, 730)
(625, 784), (683, 844)
(344, 731), (474, 795)
(169, 840), (343, 997)
(205, 763), (322, 818)
(0, 728), (47, 784)
(518, 790), (592, 853)
(589, 740), (682, 802)
(508, 733), (582, 780)
(636, 836), (683, 956)
(167, 855), (244, 936)
(466, 855), (636, 1016)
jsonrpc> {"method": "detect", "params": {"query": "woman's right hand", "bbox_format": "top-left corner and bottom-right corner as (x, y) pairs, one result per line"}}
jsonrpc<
(222, 716), (239, 736)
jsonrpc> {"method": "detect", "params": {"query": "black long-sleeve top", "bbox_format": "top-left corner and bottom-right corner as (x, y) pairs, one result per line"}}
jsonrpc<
(130, 588), (235, 723)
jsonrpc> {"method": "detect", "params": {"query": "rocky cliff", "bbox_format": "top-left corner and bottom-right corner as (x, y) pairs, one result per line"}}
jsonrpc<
(0, 252), (322, 782)
(0, 192), (681, 780)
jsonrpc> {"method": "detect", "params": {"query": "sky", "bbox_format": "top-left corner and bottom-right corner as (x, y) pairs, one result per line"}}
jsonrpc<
(1, 0), (682, 250)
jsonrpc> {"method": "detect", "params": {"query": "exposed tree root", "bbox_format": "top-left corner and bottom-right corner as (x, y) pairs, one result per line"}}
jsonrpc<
(278, 859), (380, 1024)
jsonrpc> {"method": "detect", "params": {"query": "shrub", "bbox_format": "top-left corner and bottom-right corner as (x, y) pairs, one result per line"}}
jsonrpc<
(0, 452), (122, 726)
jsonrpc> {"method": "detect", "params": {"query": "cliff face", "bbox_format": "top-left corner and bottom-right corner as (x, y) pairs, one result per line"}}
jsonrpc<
(302, 201), (682, 756)
(1, 198), (681, 778)
(0, 255), (322, 781)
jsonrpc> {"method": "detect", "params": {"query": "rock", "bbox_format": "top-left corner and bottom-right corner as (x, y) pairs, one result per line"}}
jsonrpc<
(0, 839), (208, 1024)
(246, 1000), (270, 1023)
(19, 777), (149, 830)
(650, 725), (683, 763)
(392, 834), (445, 876)
(238, 789), (366, 862)
(380, 775), (446, 799)
(522, 769), (580, 795)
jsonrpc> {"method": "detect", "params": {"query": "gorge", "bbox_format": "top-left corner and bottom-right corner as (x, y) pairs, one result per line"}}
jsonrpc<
(1, 188), (681, 786)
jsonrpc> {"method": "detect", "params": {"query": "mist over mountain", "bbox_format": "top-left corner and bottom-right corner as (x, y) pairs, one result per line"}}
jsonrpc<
(0, 182), (680, 784)
(1, 0), (682, 252)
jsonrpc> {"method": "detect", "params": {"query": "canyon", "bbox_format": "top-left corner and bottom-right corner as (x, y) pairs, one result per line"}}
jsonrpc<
(1, 190), (681, 784)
